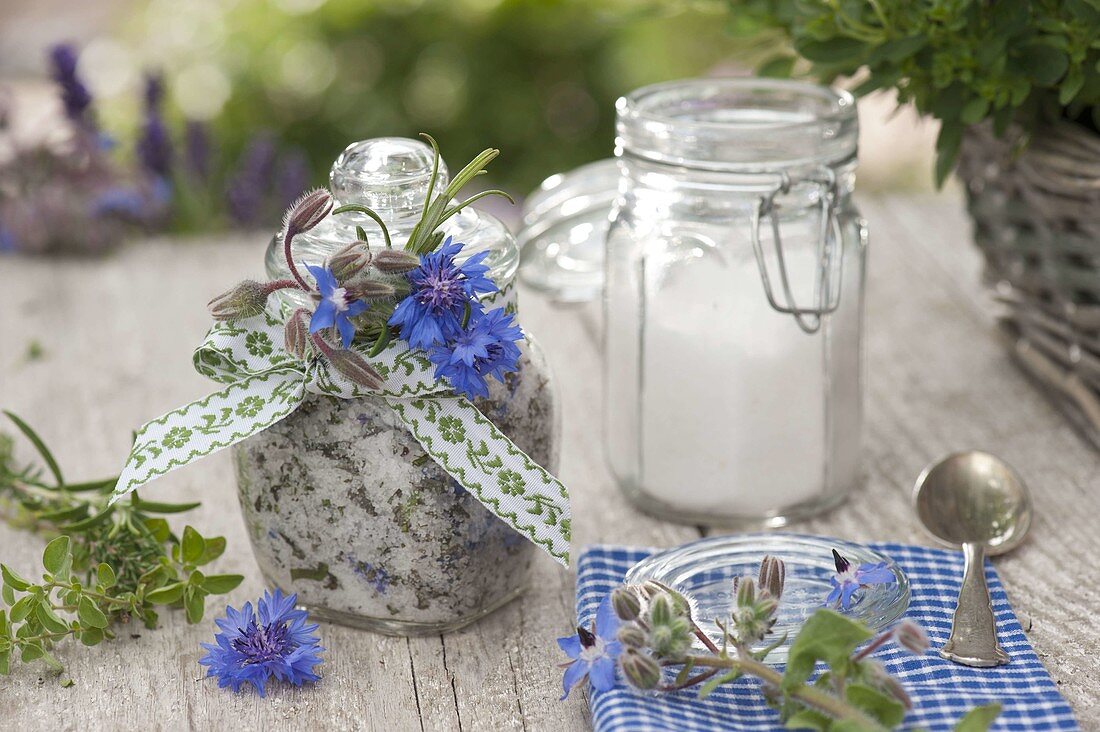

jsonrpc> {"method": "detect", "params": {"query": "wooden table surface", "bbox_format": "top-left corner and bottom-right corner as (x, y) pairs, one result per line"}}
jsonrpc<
(0, 192), (1097, 731)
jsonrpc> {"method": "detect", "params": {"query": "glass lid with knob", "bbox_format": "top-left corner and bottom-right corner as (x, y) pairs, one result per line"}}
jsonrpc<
(265, 137), (519, 310)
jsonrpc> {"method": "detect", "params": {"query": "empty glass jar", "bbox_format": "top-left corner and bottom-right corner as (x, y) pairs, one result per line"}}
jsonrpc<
(604, 78), (866, 526)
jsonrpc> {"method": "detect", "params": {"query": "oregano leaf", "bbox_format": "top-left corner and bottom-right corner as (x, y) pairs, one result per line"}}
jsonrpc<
(42, 536), (71, 576)
(77, 597), (108, 629)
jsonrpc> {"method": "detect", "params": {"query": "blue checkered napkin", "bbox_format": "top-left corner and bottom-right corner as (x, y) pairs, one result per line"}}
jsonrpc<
(576, 543), (1078, 732)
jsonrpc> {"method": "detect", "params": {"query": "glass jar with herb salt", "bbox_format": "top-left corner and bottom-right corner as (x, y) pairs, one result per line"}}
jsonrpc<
(232, 138), (560, 635)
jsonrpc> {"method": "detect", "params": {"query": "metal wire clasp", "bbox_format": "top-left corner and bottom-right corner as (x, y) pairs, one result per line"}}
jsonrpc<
(749, 168), (844, 334)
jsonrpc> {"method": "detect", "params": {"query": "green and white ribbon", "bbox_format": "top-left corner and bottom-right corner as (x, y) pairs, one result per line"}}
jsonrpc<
(112, 288), (570, 566)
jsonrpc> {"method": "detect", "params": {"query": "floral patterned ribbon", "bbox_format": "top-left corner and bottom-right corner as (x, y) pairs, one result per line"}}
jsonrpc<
(111, 286), (571, 567)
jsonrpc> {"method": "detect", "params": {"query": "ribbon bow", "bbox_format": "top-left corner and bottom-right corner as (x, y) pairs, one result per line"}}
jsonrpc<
(112, 297), (571, 566)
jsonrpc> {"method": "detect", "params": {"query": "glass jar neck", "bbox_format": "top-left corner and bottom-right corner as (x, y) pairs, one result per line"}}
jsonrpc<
(615, 78), (858, 176)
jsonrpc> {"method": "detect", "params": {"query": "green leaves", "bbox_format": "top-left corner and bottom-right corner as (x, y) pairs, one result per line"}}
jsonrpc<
(0, 411), (240, 680)
(954, 703), (1003, 732)
(783, 610), (872, 691)
(77, 598), (108, 629)
(42, 536), (71, 578)
(1, 565), (30, 592)
(735, 0), (1100, 187)
(180, 526), (205, 564)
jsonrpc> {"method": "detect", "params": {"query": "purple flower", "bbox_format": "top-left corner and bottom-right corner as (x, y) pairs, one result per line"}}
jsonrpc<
(276, 148), (311, 210)
(389, 237), (497, 350)
(48, 44), (92, 124)
(558, 593), (622, 700)
(227, 133), (277, 225)
(136, 73), (172, 177)
(199, 589), (323, 697)
(307, 264), (368, 348)
(827, 549), (895, 611)
(428, 307), (523, 399)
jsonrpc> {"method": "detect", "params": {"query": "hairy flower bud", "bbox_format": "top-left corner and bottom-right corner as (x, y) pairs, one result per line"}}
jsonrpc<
(648, 595), (672, 627)
(326, 347), (384, 390)
(283, 188), (333, 236)
(372, 248), (421, 274)
(611, 587), (643, 622)
(345, 279), (397, 301)
(648, 616), (692, 659)
(736, 577), (756, 608)
(208, 280), (268, 321)
(757, 555), (785, 602)
(617, 624), (646, 649)
(328, 241), (372, 282)
(894, 620), (930, 655)
(642, 580), (692, 619)
(284, 309), (310, 360)
(620, 649), (661, 690)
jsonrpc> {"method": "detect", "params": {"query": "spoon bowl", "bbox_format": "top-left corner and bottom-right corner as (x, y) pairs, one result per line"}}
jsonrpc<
(913, 450), (1032, 555)
(913, 450), (1033, 667)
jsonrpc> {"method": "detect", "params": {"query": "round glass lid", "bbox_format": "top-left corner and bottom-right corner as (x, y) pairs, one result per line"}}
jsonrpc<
(624, 533), (910, 664)
(516, 158), (616, 302)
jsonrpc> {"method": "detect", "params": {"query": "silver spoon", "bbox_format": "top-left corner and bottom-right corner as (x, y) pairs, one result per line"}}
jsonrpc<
(913, 451), (1032, 667)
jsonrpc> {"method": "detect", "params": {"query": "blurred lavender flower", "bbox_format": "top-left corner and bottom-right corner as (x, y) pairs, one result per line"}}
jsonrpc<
(227, 133), (277, 226)
(136, 73), (172, 177)
(276, 148), (310, 210)
(48, 44), (92, 124)
(184, 121), (212, 181)
(0, 225), (16, 254)
(90, 187), (146, 220)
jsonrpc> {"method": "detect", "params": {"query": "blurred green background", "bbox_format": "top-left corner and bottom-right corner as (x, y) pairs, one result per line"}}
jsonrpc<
(111, 0), (736, 192)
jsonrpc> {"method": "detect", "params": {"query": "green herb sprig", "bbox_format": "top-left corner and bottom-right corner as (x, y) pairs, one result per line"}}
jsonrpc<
(728, 0), (1100, 185)
(0, 411), (242, 679)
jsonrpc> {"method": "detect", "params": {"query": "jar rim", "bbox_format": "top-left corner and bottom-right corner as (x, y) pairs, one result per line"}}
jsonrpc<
(616, 77), (858, 171)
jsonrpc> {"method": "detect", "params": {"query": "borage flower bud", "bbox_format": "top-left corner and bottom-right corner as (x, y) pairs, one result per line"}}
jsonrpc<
(736, 577), (756, 608)
(345, 279), (397, 301)
(208, 280), (268, 321)
(284, 309), (310, 360)
(648, 595), (672, 627)
(328, 241), (372, 282)
(620, 649), (661, 691)
(283, 188), (333, 236)
(758, 555), (785, 602)
(894, 620), (930, 655)
(371, 248), (421, 274)
(617, 624), (646, 649)
(325, 347), (384, 390)
(611, 587), (643, 622)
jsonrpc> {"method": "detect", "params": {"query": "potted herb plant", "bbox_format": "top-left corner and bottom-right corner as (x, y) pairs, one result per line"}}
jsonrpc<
(727, 1), (1100, 445)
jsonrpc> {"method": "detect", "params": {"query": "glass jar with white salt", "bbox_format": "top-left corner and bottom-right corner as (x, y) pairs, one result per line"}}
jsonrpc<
(604, 78), (866, 526)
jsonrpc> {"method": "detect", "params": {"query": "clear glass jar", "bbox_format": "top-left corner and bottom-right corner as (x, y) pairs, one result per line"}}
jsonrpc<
(233, 138), (561, 635)
(604, 78), (866, 527)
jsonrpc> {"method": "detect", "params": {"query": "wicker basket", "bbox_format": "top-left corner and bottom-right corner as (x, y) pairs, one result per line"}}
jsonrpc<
(958, 121), (1100, 446)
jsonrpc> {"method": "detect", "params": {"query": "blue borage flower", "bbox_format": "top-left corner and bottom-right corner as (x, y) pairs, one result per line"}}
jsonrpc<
(199, 589), (323, 697)
(307, 264), (368, 348)
(429, 307), (523, 399)
(827, 549), (896, 611)
(389, 236), (496, 350)
(557, 593), (622, 699)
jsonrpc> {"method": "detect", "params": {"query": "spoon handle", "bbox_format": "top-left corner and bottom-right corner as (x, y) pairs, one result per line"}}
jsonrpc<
(941, 542), (1009, 667)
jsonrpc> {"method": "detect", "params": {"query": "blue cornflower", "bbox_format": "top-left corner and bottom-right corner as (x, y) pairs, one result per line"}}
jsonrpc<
(389, 237), (497, 350)
(827, 549), (895, 611)
(307, 265), (368, 348)
(558, 593), (622, 700)
(428, 307), (523, 399)
(199, 589), (323, 697)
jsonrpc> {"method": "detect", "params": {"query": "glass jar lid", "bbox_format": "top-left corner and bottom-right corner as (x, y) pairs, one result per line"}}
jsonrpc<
(266, 137), (519, 303)
(517, 158), (617, 302)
